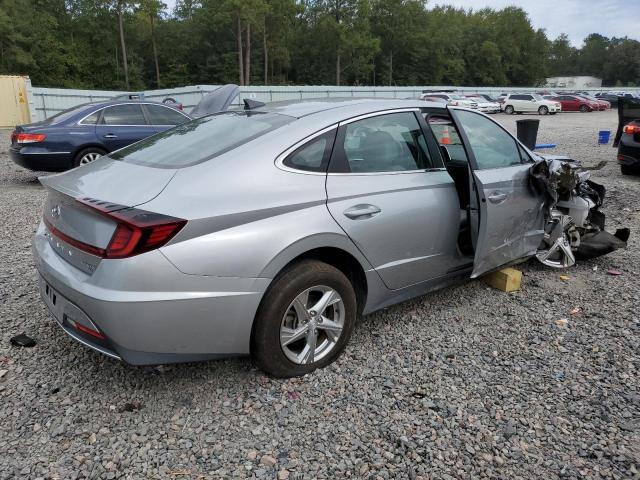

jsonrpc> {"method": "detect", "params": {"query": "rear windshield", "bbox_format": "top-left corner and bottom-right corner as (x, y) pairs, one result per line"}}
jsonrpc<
(109, 111), (293, 168)
(39, 104), (94, 125)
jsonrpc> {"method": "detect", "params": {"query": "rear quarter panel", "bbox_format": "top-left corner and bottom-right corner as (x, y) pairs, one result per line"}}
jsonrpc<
(145, 122), (376, 280)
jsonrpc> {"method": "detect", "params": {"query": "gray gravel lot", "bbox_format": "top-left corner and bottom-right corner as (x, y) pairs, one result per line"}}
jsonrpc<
(1, 110), (639, 479)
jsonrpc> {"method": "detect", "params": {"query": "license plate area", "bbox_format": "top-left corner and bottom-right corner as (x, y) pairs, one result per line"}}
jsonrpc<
(40, 276), (64, 324)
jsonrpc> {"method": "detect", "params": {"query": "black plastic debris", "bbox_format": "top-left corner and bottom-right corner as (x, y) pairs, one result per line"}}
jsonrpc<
(10, 334), (36, 348)
(576, 228), (631, 260)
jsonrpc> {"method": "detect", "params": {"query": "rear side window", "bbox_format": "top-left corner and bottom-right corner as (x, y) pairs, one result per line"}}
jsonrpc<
(145, 105), (189, 126)
(110, 111), (293, 168)
(80, 110), (101, 125)
(283, 130), (336, 173)
(334, 112), (434, 173)
(101, 104), (147, 125)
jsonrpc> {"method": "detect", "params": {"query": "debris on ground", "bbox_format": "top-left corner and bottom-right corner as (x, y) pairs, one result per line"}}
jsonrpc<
(607, 269), (623, 276)
(9, 334), (36, 348)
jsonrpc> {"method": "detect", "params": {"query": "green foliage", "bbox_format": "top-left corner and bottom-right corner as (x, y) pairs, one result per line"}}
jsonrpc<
(0, 0), (637, 88)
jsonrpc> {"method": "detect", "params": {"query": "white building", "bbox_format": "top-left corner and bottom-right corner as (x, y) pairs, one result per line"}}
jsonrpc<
(545, 76), (602, 89)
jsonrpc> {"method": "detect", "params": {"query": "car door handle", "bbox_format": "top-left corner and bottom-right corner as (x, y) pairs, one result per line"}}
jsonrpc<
(343, 204), (381, 220)
(103, 134), (118, 139)
(487, 192), (507, 204)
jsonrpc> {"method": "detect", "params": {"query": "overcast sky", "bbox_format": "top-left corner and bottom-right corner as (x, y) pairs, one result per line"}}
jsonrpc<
(162, 0), (638, 47)
(433, 0), (639, 46)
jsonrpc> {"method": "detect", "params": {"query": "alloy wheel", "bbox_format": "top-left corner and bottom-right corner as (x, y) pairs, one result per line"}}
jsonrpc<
(279, 285), (345, 365)
(79, 152), (101, 165)
(536, 215), (576, 268)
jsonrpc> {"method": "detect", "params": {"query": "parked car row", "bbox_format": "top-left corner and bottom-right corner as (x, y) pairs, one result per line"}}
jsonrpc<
(420, 92), (501, 114)
(420, 90), (626, 116)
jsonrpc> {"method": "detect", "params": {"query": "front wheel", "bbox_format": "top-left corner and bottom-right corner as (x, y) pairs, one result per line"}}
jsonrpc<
(251, 260), (357, 378)
(538, 106), (549, 115)
(504, 105), (514, 115)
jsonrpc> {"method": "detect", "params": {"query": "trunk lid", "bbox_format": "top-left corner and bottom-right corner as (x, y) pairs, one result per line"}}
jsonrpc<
(39, 157), (177, 273)
(40, 156), (177, 206)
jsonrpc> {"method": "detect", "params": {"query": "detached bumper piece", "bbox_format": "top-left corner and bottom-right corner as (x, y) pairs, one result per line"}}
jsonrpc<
(576, 228), (630, 260)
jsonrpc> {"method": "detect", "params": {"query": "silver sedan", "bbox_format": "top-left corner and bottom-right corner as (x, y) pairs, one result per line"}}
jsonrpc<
(31, 98), (591, 377)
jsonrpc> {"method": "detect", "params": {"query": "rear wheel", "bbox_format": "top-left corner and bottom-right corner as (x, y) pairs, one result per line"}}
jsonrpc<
(251, 260), (357, 378)
(579, 105), (589, 113)
(504, 105), (514, 115)
(73, 147), (106, 167)
(538, 106), (549, 115)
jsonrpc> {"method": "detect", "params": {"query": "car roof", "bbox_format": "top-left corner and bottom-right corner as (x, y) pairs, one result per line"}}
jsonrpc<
(257, 98), (439, 119)
(84, 99), (177, 109)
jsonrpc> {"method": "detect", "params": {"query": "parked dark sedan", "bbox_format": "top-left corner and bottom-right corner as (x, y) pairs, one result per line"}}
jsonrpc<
(9, 101), (191, 171)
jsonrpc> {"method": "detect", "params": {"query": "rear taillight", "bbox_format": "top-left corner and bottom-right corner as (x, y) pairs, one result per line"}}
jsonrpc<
(45, 198), (186, 259)
(12, 132), (46, 144)
(623, 124), (640, 135)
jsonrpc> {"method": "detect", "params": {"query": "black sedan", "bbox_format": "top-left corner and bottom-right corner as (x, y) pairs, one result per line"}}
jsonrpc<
(614, 97), (640, 175)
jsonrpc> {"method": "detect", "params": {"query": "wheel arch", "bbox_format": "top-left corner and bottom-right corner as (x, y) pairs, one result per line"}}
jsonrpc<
(71, 143), (109, 162)
(259, 238), (371, 316)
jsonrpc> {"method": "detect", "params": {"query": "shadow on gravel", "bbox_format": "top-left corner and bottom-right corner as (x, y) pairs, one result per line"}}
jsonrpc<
(9, 177), (42, 187)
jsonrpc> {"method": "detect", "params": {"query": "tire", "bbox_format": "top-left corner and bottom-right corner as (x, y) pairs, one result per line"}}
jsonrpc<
(251, 260), (357, 378)
(549, 112), (557, 115)
(538, 106), (549, 115)
(504, 105), (514, 115)
(73, 147), (106, 167)
(579, 105), (589, 113)
(621, 165), (638, 175)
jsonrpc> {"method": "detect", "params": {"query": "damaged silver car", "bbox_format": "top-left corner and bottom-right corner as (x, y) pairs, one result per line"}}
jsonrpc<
(33, 99), (628, 377)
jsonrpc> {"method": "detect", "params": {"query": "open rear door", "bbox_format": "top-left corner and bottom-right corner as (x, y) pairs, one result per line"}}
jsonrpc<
(449, 108), (546, 278)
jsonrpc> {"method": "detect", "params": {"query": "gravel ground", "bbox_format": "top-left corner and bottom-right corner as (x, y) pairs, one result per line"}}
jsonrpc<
(0, 110), (639, 479)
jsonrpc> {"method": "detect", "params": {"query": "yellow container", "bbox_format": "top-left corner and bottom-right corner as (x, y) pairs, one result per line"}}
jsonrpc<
(0, 75), (31, 127)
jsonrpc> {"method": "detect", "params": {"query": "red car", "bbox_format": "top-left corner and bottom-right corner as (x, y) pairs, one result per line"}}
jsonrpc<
(547, 95), (597, 112)
(576, 95), (609, 110)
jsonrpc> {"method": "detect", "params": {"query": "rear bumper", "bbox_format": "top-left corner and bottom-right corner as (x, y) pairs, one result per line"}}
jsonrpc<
(32, 222), (270, 364)
(9, 147), (73, 172)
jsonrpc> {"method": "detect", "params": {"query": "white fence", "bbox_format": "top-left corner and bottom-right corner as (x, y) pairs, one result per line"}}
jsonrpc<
(27, 84), (640, 122)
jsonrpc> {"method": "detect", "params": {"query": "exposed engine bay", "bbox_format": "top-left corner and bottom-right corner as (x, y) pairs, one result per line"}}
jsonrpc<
(529, 155), (630, 268)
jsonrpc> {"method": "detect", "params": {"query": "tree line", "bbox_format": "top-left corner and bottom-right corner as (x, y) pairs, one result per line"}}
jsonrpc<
(1, 0), (638, 90)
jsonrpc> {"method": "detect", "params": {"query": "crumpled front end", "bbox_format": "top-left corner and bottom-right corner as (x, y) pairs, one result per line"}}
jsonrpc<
(529, 156), (629, 267)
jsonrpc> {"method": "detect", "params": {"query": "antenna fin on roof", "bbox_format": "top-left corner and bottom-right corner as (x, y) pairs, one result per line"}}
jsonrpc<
(244, 98), (266, 110)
